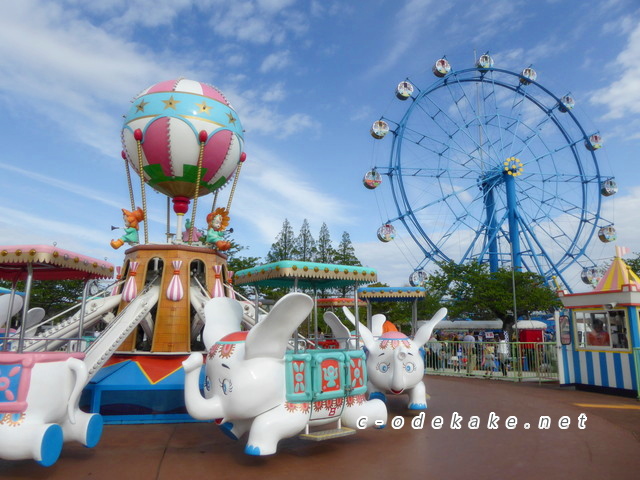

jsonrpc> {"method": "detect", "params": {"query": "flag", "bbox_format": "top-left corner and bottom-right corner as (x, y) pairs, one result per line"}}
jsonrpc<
(616, 246), (630, 257)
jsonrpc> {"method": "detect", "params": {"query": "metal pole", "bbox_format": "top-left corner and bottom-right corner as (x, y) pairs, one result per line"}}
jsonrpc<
(2, 280), (18, 351)
(354, 286), (359, 350)
(253, 287), (259, 324)
(17, 264), (34, 353)
(166, 197), (171, 243)
(512, 266), (519, 342)
(313, 289), (318, 342)
(77, 278), (92, 351)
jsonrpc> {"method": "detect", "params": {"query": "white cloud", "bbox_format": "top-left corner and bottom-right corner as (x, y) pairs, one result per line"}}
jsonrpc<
(260, 51), (292, 73)
(262, 83), (286, 102)
(0, 207), (123, 266)
(590, 21), (640, 120)
(364, 0), (445, 77)
(208, 0), (306, 45)
(228, 144), (356, 249)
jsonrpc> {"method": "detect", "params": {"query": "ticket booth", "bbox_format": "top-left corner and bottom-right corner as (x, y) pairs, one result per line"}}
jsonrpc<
(556, 255), (640, 397)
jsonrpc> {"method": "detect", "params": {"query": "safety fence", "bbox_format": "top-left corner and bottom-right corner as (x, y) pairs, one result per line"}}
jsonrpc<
(424, 341), (559, 383)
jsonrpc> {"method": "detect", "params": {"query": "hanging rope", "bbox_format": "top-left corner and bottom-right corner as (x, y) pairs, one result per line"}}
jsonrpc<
(121, 150), (136, 211)
(226, 161), (243, 212)
(210, 190), (219, 213)
(189, 131), (208, 244)
(134, 129), (149, 244)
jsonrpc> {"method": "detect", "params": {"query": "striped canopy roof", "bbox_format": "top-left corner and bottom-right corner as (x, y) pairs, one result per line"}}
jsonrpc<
(0, 245), (115, 281)
(357, 286), (426, 302)
(233, 261), (377, 289)
(594, 256), (640, 292)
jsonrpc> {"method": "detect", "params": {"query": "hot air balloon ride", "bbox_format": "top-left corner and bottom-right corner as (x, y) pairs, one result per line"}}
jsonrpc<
(84, 79), (249, 423)
(120, 78), (246, 242)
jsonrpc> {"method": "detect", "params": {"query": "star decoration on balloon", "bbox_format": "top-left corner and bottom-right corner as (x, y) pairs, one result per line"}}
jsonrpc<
(196, 101), (213, 115)
(135, 100), (149, 113)
(162, 95), (180, 110)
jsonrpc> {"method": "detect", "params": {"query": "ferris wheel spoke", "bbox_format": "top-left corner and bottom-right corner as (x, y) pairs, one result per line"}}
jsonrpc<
(517, 216), (575, 279)
(518, 206), (583, 257)
(502, 89), (532, 161)
(447, 73), (505, 164)
(397, 125), (485, 170)
(418, 92), (494, 170)
(394, 180), (485, 220)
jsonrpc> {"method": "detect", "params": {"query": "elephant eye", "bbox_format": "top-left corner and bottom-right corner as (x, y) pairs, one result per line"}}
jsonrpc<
(219, 378), (233, 395)
(404, 362), (416, 373)
(377, 362), (390, 373)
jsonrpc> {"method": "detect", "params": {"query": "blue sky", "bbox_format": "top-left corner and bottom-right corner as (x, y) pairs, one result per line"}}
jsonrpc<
(1, 0), (639, 292)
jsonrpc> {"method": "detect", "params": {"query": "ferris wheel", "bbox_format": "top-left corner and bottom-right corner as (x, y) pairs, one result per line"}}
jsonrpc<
(365, 55), (617, 292)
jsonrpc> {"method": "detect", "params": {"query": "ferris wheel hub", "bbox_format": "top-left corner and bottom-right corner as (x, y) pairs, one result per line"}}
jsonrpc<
(503, 157), (524, 177)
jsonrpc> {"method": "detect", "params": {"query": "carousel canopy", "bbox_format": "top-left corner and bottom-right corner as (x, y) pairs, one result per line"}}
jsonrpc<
(0, 245), (115, 282)
(357, 286), (426, 302)
(233, 261), (378, 289)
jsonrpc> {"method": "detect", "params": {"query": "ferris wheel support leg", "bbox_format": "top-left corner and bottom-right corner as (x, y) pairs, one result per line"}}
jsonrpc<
(483, 184), (500, 272)
(504, 174), (522, 270)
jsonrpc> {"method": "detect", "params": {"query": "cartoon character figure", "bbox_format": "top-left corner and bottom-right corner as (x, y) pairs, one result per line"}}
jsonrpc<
(182, 218), (203, 243)
(205, 208), (231, 251)
(110, 207), (144, 249)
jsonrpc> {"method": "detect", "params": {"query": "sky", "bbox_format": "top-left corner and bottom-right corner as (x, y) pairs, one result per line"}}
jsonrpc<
(1, 0), (639, 293)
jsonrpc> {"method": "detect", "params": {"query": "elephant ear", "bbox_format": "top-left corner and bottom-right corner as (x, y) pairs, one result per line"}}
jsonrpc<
(413, 307), (447, 347)
(245, 292), (314, 360)
(323, 311), (351, 348)
(342, 306), (356, 325)
(202, 297), (245, 350)
(341, 306), (375, 349)
(371, 313), (386, 337)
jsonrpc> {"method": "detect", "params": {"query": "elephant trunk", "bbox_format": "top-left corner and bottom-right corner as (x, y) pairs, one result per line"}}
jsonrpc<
(390, 347), (407, 394)
(183, 353), (224, 420)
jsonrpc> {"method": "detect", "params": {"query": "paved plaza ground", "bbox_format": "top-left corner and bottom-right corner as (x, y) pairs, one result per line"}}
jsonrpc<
(2, 375), (639, 480)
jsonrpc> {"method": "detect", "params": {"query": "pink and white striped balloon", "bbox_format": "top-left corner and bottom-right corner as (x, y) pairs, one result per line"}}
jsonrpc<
(121, 79), (246, 201)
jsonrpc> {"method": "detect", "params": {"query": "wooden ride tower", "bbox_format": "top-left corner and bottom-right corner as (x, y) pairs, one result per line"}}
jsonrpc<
(114, 244), (228, 353)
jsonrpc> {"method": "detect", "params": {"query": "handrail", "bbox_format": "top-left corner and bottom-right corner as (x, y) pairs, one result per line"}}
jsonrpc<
(84, 275), (160, 357)
(191, 275), (211, 300)
(24, 279), (126, 336)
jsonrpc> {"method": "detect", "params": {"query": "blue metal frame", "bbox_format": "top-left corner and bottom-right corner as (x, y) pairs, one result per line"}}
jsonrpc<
(374, 67), (611, 291)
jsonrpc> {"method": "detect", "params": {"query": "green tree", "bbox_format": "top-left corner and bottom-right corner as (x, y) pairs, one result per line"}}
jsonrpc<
(421, 261), (561, 334)
(624, 252), (640, 276)
(333, 232), (361, 266)
(333, 231), (362, 297)
(0, 279), (86, 323)
(316, 222), (335, 264)
(266, 219), (297, 262)
(294, 219), (317, 261)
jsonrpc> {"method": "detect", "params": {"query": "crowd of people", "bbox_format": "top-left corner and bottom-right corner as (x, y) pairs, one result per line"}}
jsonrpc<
(423, 331), (517, 377)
